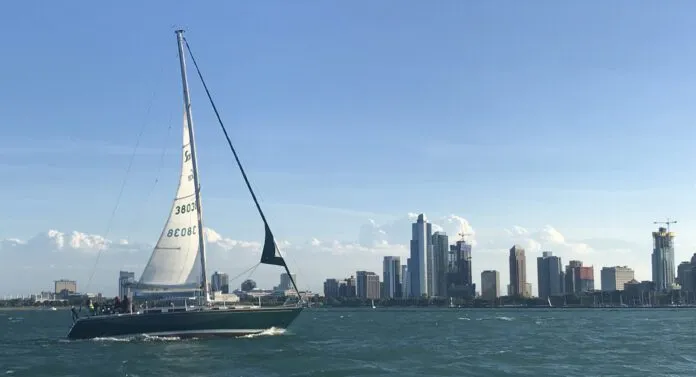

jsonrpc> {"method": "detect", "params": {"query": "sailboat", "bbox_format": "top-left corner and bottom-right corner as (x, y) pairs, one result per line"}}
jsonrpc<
(371, 299), (376, 309)
(66, 30), (303, 340)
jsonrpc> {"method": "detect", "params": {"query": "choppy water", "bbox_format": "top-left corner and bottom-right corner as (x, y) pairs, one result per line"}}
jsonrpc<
(1, 308), (695, 376)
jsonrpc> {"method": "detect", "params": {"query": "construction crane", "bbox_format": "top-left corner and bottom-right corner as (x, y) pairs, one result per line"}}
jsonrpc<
(654, 218), (677, 232)
(458, 232), (473, 242)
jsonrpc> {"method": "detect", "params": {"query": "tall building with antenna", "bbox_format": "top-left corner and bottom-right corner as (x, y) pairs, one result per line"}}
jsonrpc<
(652, 224), (676, 292)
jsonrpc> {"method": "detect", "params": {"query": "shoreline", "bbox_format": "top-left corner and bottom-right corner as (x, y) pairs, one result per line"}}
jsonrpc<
(2, 305), (692, 311)
(0, 307), (69, 311)
(320, 305), (696, 310)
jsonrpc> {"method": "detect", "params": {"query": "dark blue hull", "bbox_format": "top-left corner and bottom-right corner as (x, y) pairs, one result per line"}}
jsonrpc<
(67, 306), (303, 340)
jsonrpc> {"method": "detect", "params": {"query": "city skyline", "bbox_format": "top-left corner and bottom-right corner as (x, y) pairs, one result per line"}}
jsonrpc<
(0, 215), (692, 296)
(4, 2), (696, 296)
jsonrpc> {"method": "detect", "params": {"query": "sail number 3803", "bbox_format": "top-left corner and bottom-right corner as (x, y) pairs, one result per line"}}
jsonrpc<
(174, 202), (197, 215)
(167, 226), (197, 237)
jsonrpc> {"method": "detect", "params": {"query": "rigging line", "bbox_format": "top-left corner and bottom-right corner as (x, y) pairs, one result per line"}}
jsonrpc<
(244, 263), (261, 282)
(182, 39), (272, 231)
(280, 246), (309, 291)
(124, 118), (174, 257)
(82, 62), (167, 296)
(228, 263), (261, 282)
(133, 110), (174, 225)
(184, 38), (302, 300)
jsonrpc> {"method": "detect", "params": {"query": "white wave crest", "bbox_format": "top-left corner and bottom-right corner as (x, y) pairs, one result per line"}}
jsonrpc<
(240, 327), (286, 339)
(91, 334), (182, 343)
(92, 337), (132, 342)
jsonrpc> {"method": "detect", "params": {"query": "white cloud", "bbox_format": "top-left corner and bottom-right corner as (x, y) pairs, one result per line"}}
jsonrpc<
(0, 216), (661, 297)
(358, 213), (477, 248)
(432, 215), (477, 247)
(0, 226), (406, 296)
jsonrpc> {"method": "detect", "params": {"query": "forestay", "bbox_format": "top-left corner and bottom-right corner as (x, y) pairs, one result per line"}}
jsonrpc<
(139, 112), (202, 287)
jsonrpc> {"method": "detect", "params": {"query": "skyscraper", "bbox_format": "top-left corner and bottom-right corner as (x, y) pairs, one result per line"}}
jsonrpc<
(578, 267), (594, 291)
(279, 273), (297, 291)
(338, 276), (356, 298)
(684, 253), (696, 293)
(356, 271), (380, 299)
(481, 270), (500, 300)
(565, 260), (582, 293)
(677, 259), (696, 293)
(536, 251), (563, 298)
(211, 271), (229, 293)
(600, 266), (635, 292)
(509, 245), (527, 297)
(565, 260), (594, 293)
(409, 213), (433, 297)
(401, 264), (410, 298)
(652, 227), (676, 292)
(447, 240), (474, 297)
(382, 256), (402, 299)
(431, 232), (449, 297)
(55, 279), (77, 295)
(323, 278), (339, 298)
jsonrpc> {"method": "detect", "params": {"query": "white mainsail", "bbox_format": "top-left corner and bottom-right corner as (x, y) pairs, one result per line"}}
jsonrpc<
(138, 112), (202, 287)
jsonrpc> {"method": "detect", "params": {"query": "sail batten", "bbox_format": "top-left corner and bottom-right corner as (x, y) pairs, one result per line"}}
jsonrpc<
(138, 112), (202, 287)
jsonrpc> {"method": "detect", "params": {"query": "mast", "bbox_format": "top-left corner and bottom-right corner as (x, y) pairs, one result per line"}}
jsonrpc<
(175, 30), (209, 303)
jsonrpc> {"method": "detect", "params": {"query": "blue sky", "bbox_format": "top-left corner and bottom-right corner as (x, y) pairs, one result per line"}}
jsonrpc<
(2, 1), (696, 295)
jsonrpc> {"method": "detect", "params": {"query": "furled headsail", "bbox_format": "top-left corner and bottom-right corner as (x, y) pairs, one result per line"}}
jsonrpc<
(260, 223), (286, 267)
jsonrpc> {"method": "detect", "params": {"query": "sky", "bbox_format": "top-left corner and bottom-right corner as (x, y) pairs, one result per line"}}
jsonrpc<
(2, 1), (696, 297)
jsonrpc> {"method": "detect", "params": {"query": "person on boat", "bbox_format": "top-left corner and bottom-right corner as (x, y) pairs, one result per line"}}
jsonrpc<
(114, 296), (121, 312)
(122, 295), (130, 313)
(71, 306), (79, 321)
(87, 299), (94, 316)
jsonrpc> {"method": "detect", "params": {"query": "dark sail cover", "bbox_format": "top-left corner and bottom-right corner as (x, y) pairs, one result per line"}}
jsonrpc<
(260, 223), (286, 266)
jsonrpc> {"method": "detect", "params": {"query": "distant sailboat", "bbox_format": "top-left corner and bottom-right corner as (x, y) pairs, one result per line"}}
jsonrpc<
(547, 297), (552, 308)
(371, 299), (376, 309)
(66, 30), (303, 340)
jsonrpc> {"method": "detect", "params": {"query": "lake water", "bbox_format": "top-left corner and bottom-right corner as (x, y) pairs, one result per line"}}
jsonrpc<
(1, 308), (694, 376)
